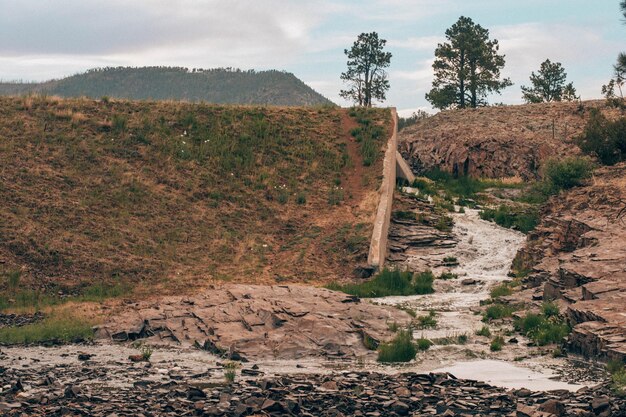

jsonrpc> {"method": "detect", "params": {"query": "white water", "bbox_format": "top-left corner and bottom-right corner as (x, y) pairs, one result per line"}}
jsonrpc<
(376, 208), (589, 392)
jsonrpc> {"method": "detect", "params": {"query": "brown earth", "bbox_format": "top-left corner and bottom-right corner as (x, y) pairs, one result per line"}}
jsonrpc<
(510, 163), (626, 361)
(0, 96), (391, 297)
(94, 284), (412, 360)
(399, 100), (623, 180)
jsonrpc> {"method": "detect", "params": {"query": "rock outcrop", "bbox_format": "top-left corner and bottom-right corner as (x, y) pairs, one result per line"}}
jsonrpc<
(96, 284), (412, 360)
(399, 101), (621, 180)
(512, 163), (626, 361)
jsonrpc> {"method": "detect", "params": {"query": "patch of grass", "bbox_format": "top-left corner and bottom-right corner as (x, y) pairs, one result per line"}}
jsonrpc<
(490, 283), (513, 299)
(479, 205), (539, 234)
(416, 337), (433, 351)
(140, 345), (153, 361)
(4, 270), (21, 289)
(541, 301), (560, 318)
(433, 334), (467, 345)
(348, 107), (388, 166)
(483, 304), (516, 322)
(410, 178), (437, 196)
(490, 336), (504, 351)
(476, 325), (491, 337)
(0, 313), (94, 345)
(377, 330), (417, 363)
(434, 215), (454, 232)
(438, 272), (458, 280)
(514, 308), (571, 346)
(387, 322), (400, 332)
(326, 269), (434, 298)
(541, 157), (595, 195)
(223, 361), (239, 384)
(416, 310), (437, 329)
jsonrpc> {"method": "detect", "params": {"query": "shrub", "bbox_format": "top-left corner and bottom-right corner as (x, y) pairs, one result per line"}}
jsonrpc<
(140, 345), (153, 361)
(514, 311), (571, 346)
(607, 359), (626, 396)
(577, 108), (626, 166)
(479, 205), (539, 234)
(541, 157), (594, 194)
(413, 271), (435, 295)
(416, 310), (437, 329)
(326, 268), (434, 298)
(542, 302), (560, 318)
(476, 325), (491, 337)
(111, 114), (128, 134)
(411, 178), (437, 196)
(223, 361), (239, 384)
(378, 330), (417, 363)
(416, 337), (433, 351)
(296, 193), (307, 205)
(490, 283), (513, 299)
(438, 272), (458, 280)
(490, 336), (504, 351)
(483, 304), (516, 321)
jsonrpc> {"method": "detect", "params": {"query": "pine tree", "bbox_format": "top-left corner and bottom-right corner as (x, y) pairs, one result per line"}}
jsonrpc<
(521, 59), (578, 103)
(426, 16), (512, 110)
(340, 32), (392, 107)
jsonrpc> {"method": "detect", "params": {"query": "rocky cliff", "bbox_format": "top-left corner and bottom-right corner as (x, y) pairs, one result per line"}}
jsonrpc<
(512, 163), (626, 361)
(399, 101), (621, 180)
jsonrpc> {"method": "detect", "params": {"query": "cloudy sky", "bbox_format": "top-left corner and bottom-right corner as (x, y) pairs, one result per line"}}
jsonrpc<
(0, 0), (623, 115)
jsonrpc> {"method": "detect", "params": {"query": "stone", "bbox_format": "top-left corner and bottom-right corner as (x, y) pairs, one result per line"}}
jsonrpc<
(538, 399), (565, 416)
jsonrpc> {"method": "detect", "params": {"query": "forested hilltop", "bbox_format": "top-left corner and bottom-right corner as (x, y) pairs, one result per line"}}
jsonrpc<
(0, 67), (334, 106)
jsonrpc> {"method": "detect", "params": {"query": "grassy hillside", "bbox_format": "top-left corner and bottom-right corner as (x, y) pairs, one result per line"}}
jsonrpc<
(0, 96), (390, 300)
(0, 67), (334, 107)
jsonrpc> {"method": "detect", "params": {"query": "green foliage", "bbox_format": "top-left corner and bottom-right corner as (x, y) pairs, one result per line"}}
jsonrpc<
(416, 337), (433, 351)
(490, 336), (505, 351)
(340, 32), (392, 107)
(577, 109), (626, 166)
(490, 283), (513, 299)
(541, 301), (560, 318)
(514, 311), (571, 346)
(476, 325), (491, 337)
(326, 269), (434, 298)
(416, 310), (438, 329)
(140, 345), (153, 361)
(521, 59), (577, 103)
(349, 107), (387, 166)
(296, 193), (307, 205)
(438, 272), (458, 280)
(426, 16), (512, 110)
(607, 359), (626, 397)
(410, 178), (437, 196)
(483, 303), (516, 321)
(542, 157), (594, 193)
(0, 314), (94, 345)
(223, 361), (239, 384)
(4, 270), (21, 289)
(479, 205), (539, 234)
(377, 330), (417, 363)
(434, 215), (454, 232)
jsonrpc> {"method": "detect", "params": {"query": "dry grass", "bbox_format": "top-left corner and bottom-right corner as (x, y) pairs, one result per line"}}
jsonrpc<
(0, 96), (390, 298)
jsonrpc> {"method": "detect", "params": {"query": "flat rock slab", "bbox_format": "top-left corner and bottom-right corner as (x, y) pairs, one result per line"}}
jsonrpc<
(96, 284), (412, 360)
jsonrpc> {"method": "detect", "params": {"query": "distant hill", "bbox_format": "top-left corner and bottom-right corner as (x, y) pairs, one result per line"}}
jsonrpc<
(0, 67), (334, 106)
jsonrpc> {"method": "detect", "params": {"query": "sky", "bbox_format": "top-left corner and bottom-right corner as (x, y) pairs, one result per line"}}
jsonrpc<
(0, 0), (623, 116)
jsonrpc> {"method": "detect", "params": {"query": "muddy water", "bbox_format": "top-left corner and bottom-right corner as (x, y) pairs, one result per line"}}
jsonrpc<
(375, 208), (595, 391)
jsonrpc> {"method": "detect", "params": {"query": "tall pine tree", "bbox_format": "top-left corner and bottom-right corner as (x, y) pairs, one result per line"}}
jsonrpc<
(426, 16), (511, 110)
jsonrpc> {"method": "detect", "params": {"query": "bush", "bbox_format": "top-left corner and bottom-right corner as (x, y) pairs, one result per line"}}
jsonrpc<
(490, 283), (513, 299)
(542, 302), (560, 318)
(483, 304), (516, 321)
(416, 310), (437, 329)
(438, 272), (458, 280)
(476, 325), (491, 337)
(514, 311), (571, 346)
(416, 337), (433, 351)
(479, 205), (539, 234)
(490, 336), (504, 351)
(577, 109), (626, 166)
(326, 268), (434, 298)
(541, 157), (594, 194)
(378, 330), (417, 363)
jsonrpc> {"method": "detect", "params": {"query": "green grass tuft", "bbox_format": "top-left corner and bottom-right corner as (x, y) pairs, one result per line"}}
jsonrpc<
(0, 314), (94, 345)
(377, 330), (417, 363)
(327, 269), (434, 298)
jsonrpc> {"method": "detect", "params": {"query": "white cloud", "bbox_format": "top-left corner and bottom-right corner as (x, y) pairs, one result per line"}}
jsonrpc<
(390, 36), (443, 50)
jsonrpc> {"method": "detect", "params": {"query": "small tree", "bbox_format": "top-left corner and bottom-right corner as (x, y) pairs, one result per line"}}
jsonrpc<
(521, 59), (578, 103)
(426, 16), (512, 110)
(340, 32), (392, 107)
(602, 2), (626, 106)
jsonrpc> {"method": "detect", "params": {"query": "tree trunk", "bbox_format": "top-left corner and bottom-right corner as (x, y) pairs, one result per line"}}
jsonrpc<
(459, 50), (466, 108)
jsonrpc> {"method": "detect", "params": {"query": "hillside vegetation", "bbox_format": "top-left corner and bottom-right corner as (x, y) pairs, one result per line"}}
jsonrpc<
(0, 67), (334, 107)
(0, 96), (390, 300)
